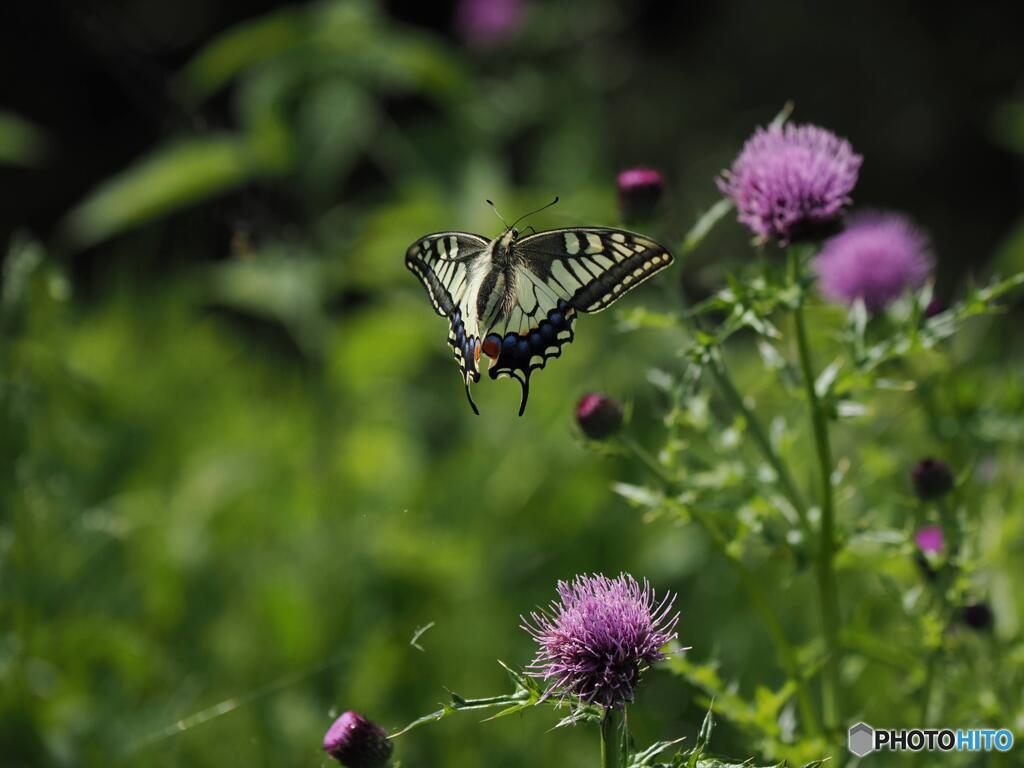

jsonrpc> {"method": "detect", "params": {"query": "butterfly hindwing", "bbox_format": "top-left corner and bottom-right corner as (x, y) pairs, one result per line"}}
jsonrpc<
(405, 232), (489, 413)
(481, 290), (577, 417)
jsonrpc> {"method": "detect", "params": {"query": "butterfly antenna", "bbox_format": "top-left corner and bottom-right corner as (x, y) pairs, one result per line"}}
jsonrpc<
(511, 196), (559, 229)
(485, 199), (509, 230)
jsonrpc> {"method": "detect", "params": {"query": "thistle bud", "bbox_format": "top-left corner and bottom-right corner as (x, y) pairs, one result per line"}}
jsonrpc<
(455, 0), (524, 48)
(617, 167), (664, 223)
(925, 296), (944, 318)
(914, 525), (944, 555)
(959, 602), (994, 632)
(576, 393), (624, 440)
(911, 458), (954, 500)
(323, 711), (393, 768)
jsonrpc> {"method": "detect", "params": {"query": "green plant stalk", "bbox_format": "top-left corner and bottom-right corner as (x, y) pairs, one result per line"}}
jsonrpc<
(916, 649), (944, 768)
(919, 496), (960, 730)
(617, 437), (822, 737)
(707, 350), (813, 542)
(600, 707), (622, 768)
(789, 248), (842, 732)
(918, 545), (956, 760)
(920, 651), (939, 726)
(688, 504), (823, 737)
(391, 692), (532, 738)
(937, 498), (960, 558)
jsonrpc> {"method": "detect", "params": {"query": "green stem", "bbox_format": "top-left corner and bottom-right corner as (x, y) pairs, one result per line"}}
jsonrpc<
(600, 707), (622, 768)
(920, 652), (938, 726)
(918, 496), (959, 735)
(617, 437), (822, 737)
(690, 505), (822, 737)
(707, 350), (813, 542)
(390, 690), (539, 739)
(618, 434), (672, 484)
(789, 248), (842, 732)
(936, 498), (959, 560)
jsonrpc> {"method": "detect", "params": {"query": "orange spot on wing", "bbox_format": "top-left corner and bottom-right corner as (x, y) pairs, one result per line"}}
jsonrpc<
(481, 336), (501, 359)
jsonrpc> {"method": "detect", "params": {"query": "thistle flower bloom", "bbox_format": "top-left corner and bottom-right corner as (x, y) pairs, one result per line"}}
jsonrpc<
(576, 393), (624, 440)
(455, 0), (525, 47)
(323, 711), (393, 768)
(911, 458), (954, 500)
(522, 573), (679, 708)
(915, 525), (945, 555)
(717, 122), (862, 243)
(618, 167), (664, 222)
(814, 212), (934, 312)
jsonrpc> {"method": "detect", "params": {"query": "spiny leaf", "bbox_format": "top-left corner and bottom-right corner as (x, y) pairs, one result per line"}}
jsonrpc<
(696, 704), (715, 752)
(682, 198), (734, 255)
(628, 737), (686, 767)
(612, 482), (664, 508)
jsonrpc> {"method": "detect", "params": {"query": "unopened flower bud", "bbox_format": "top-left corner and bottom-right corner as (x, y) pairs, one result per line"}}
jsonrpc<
(576, 393), (624, 440)
(911, 458), (954, 500)
(960, 602), (994, 632)
(617, 167), (664, 223)
(925, 296), (944, 317)
(323, 711), (393, 768)
(914, 525), (944, 555)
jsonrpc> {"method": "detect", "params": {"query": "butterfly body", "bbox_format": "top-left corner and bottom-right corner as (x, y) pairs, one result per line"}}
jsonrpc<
(406, 224), (672, 415)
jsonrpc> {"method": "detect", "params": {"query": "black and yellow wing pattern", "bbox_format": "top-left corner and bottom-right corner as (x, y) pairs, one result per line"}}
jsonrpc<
(405, 232), (490, 412)
(484, 228), (673, 413)
(406, 226), (673, 415)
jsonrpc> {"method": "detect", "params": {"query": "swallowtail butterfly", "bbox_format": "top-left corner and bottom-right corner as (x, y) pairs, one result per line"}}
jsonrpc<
(406, 201), (674, 415)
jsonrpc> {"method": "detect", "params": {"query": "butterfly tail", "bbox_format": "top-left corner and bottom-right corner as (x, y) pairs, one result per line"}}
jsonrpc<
(464, 379), (480, 416)
(516, 376), (530, 416)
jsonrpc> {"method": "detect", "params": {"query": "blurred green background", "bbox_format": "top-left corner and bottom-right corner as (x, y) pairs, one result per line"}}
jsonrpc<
(2, 1), (1023, 765)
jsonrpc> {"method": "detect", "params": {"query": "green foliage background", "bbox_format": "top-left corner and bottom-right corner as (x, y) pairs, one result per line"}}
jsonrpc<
(2, 1), (1023, 765)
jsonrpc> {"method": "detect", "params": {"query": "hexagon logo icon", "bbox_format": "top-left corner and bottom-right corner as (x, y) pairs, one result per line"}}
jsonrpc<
(848, 722), (875, 757)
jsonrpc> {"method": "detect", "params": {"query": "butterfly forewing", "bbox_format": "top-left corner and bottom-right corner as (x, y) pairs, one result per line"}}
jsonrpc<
(515, 227), (674, 312)
(405, 232), (490, 413)
(405, 232), (488, 315)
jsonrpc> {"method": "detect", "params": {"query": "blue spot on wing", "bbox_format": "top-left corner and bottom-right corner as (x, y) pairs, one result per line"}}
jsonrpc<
(446, 308), (480, 414)
(488, 300), (576, 416)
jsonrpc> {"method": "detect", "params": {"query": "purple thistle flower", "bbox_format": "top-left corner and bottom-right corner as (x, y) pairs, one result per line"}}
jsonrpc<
(915, 525), (945, 555)
(717, 122), (862, 243)
(521, 573), (679, 709)
(814, 211), (934, 312)
(618, 167), (665, 222)
(455, 0), (525, 48)
(323, 711), (393, 768)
